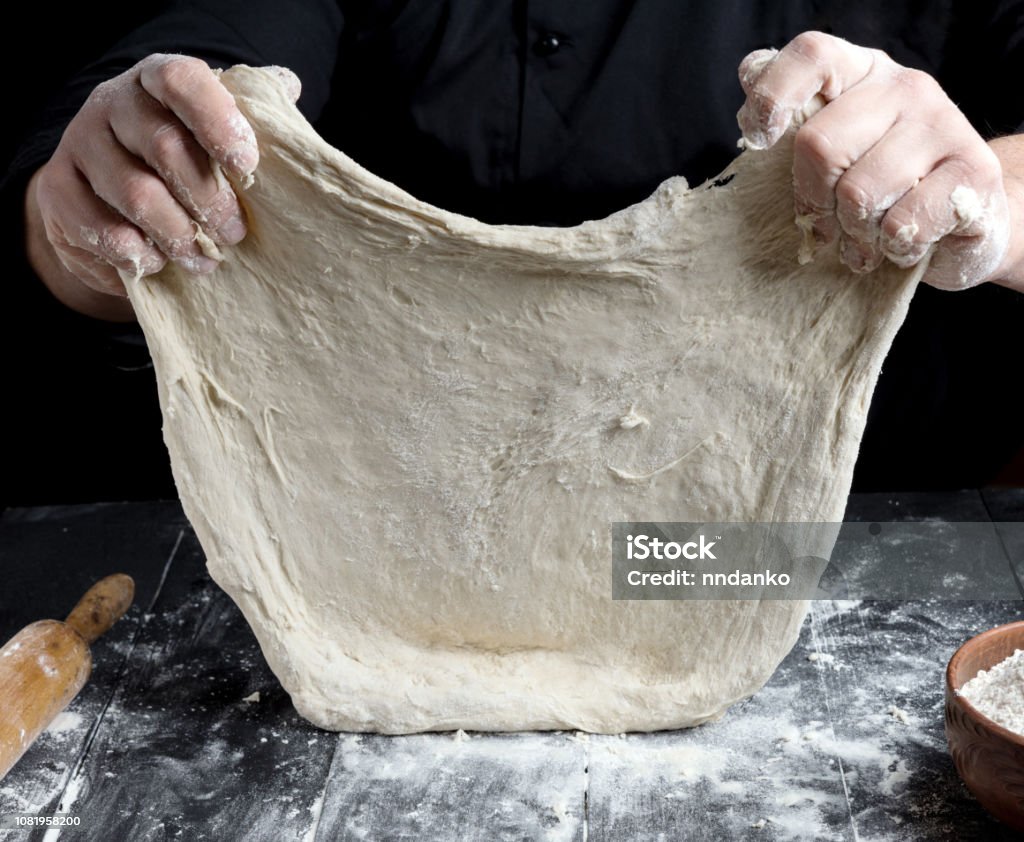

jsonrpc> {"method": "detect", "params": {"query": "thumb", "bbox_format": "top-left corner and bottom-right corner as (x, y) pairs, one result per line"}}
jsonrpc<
(264, 65), (302, 104)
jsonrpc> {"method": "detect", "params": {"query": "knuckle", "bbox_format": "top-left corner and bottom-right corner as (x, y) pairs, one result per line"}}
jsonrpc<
(744, 86), (779, 127)
(135, 250), (168, 276)
(738, 49), (775, 89)
(155, 56), (209, 93)
(895, 67), (941, 99)
(793, 124), (836, 171)
(789, 31), (836, 63)
(139, 52), (174, 68)
(835, 177), (876, 224)
(83, 78), (118, 109)
(201, 188), (240, 226)
(943, 152), (998, 189)
(150, 123), (190, 170)
(949, 157), (977, 184)
(881, 206), (921, 242)
(100, 221), (146, 257)
(120, 174), (161, 221)
(966, 145), (1003, 187)
(866, 47), (896, 72)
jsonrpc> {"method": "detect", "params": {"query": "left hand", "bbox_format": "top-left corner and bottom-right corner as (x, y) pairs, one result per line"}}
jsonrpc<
(736, 31), (1010, 291)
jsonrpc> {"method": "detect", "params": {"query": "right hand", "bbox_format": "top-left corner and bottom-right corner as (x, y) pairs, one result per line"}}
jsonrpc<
(28, 54), (299, 307)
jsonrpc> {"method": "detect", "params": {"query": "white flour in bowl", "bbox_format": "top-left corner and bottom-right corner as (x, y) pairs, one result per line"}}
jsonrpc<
(959, 648), (1024, 735)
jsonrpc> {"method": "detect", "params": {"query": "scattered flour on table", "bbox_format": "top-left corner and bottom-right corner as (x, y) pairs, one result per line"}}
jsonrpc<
(45, 711), (84, 735)
(887, 706), (910, 725)
(39, 769), (87, 842)
(808, 652), (842, 670)
(301, 787), (326, 842)
(959, 648), (1024, 735)
(335, 733), (583, 842)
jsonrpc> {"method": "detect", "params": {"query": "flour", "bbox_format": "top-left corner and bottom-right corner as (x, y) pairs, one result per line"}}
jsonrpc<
(808, 652), (841, 670)
(44, 711), (84, 736)
(958, 648), (1024, 735)
(887, 706), (910, 725)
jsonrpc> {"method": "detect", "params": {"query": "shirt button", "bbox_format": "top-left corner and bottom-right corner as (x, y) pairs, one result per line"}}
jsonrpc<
(534, 32), (562, 56)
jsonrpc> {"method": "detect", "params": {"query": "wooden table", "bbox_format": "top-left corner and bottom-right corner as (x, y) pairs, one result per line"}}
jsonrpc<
(1, 492), (1022, 841)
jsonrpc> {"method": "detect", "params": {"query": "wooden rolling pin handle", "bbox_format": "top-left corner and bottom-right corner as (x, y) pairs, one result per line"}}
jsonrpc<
(64, 574), (135, 645)
(0, 574), (136, 782)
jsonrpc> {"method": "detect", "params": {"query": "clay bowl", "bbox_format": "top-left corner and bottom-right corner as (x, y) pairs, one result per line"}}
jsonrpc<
(946, 619), (1024, 831)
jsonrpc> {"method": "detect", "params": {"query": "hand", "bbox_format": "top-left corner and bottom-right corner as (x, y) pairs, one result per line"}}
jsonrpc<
(26, 55), (301, 316)
(736, 32), (1010, 291)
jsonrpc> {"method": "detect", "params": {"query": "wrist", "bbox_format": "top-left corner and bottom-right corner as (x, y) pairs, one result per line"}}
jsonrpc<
(986, 135), (1024, 292)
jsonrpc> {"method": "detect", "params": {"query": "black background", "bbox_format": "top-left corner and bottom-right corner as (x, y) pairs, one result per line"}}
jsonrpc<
(3, 2), (1023, 507)
(2, 3), (177, 507)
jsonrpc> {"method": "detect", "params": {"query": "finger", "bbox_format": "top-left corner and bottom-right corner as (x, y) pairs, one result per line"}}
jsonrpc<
(925, 214), (1010, 290)
(108, 88), (246, 244)
(738, 49), (779, 95)
(880, 154), (1008, 288)
(37, 165), (166, 294)
(881, 158), (997, 265)
(53, 242), (133, 298)
(138, 54), (258, 179)
(791, 88), (905, 249)
(73, 128), (219, 273)
(737, 31), (878, 149)
(264, 65), (302, 103)
(829, 122), (948, 272)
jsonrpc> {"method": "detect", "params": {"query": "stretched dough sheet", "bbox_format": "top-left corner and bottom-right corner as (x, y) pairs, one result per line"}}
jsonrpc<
(127, 66), (921, 733)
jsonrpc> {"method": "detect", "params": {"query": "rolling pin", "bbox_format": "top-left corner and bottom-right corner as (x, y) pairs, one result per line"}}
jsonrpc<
(0, 574), (134, 781)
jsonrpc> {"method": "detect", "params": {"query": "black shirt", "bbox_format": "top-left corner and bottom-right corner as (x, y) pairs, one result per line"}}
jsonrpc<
(4, 0), (1024, 503)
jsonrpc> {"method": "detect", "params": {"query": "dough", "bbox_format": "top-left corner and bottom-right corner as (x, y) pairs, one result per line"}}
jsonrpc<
(126, 66), (921, 733)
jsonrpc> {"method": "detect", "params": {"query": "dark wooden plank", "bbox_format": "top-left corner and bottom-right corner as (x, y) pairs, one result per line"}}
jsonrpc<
(4, 497), (1023, 842)
(584, 598), (1022, 841)
(0, 503), (188, 831)
(585, 490), (1019, 840)
(30, 528), (338, 842)
(313, 732), (586, 841)
(981, 488), (1024, 593)
(803, 598), (1021, 842)
(837, 492), (1018, 601)
(584, 623), (852, 841)
(981, 488), (1024, 522)
(846, 491), (990, 522)
(0, 502), (189, 642)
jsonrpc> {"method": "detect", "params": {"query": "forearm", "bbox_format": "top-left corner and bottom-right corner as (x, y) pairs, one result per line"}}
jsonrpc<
(23, 169), (134, 322)
(988, 134), (1024, 293)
